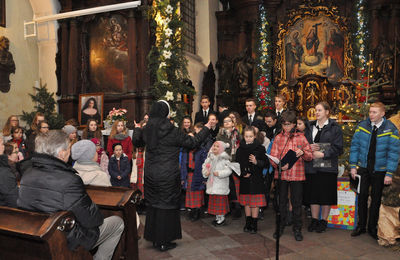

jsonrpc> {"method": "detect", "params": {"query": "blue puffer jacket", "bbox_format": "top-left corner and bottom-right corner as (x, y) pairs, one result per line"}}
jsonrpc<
(349, 117), (400, 177)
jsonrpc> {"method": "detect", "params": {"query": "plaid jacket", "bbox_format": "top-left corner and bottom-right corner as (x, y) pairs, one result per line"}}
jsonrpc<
(270, 131), (312, 181)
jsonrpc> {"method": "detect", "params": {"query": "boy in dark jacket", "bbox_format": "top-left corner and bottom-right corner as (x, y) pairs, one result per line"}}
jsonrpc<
(349, 102), (400, 239)
(108, 143), (131, 187)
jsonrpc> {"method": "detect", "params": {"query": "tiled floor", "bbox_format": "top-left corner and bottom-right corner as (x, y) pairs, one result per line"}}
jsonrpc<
(138, 208), (400, 259)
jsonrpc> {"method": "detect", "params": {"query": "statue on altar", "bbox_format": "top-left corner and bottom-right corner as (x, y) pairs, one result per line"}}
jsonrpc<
(0, 36), (16, 93)
(374, 39), (395, 82)
(233, 48), (254, 95)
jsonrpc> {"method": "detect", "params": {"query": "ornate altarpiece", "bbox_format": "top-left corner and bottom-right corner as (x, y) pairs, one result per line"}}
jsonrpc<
(56, 0), (153, 125)
(274, 4), (355, 119)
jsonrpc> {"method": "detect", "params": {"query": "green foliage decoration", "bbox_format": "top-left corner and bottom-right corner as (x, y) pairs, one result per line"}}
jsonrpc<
(148, 0), (194, 124)
(20, 82), (64, 130)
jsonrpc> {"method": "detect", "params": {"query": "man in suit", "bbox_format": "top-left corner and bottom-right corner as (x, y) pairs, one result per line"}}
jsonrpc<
(349, 102), (400, 240)
(194, 95), (213, 124)
(264, 111), (282, 140)
(242, 98), (265, 130)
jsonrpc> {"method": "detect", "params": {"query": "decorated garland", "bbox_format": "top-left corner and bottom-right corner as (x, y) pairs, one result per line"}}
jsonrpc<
(148, 0), (194, 123)
(254, 3), (274, 111)
(353, 0), (369, 79)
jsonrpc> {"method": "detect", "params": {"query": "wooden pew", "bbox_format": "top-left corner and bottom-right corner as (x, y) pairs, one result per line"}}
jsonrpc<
(0, 206), (92, 260)
(86, 185), (142, 260)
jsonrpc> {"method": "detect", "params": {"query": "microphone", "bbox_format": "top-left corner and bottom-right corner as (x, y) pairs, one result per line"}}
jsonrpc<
(289, 127), (296, 138)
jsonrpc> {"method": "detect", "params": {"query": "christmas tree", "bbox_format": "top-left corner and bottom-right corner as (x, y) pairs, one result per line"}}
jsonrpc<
(338, 77), (389, 169)
(21, 82), (64, 129)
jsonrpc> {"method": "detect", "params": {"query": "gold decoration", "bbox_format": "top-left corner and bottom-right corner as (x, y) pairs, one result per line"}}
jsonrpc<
(274, 4), (353, 86)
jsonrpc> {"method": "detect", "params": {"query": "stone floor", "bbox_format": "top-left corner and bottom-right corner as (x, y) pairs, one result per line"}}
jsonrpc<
(138, 208), (400, 260)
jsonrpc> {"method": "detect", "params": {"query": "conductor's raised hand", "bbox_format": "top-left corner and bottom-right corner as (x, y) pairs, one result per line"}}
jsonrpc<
(134, 120), (141, 128)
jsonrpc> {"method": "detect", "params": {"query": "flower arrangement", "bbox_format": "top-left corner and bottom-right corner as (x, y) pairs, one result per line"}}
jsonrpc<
(105, 108), (127, 128)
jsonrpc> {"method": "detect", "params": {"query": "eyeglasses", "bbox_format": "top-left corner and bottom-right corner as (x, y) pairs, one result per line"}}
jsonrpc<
(223, 120), (232, 123)
(11, 119), (19, 122)
(41, 126), (49, 129)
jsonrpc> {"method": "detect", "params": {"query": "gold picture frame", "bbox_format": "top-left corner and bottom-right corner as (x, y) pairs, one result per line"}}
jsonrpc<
(274, 5), (353, 87)
(78, 93), (104, 127)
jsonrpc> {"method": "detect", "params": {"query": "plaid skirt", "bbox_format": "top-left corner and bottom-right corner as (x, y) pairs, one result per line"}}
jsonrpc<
(231, 174), (240, 203)
(208, 195), (229, 215)
(185, 172), (204, 208)
(239, 194), (266, 207)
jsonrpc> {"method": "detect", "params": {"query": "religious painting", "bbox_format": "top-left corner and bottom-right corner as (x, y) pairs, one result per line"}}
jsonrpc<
(78, 93), (104, 127)
(0, 0), (5, 27)
(89, 14), (128, 93)
(275, 5), (352, 86)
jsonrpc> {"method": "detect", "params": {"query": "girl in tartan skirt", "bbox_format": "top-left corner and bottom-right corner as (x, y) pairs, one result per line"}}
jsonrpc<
(182, 123), (208, 221)
(202, 141), (240, 226)
(236, 126), (268, 234)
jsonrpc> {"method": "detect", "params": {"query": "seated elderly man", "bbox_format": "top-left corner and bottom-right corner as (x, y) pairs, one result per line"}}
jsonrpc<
(17, 130), (124, 260)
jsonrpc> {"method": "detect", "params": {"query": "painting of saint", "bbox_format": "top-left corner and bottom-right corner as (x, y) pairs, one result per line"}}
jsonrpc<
(283, 16), (345, 84)
(89, 15), (128, 93)
(79, 93), (104, 127)
(285, 31), (304, 83)
(324, 29), (344, 79)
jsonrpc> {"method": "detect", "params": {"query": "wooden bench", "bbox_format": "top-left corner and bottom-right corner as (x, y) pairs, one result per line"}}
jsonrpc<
(86, 185), (142, 260)
(0, 206), (92, 260)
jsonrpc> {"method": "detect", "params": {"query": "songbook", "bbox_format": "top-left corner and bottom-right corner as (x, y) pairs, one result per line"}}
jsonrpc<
(266, 149), (299, 170)
(313, 143), (331, 168)
(350, 174), (361, 194)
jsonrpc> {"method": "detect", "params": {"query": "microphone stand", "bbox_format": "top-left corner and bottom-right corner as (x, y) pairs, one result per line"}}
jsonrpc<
(275, 130), (293, 260)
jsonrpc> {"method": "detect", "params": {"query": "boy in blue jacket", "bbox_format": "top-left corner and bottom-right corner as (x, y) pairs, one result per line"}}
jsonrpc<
(349, 102), (400, 239)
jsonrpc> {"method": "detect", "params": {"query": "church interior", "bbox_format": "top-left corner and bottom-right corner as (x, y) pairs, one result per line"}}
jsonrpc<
(1, 0), (400, 259)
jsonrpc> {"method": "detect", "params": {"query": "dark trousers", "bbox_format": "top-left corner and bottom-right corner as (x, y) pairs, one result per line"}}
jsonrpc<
(357, 168), (385, 232)
(279, 180), (303, 230)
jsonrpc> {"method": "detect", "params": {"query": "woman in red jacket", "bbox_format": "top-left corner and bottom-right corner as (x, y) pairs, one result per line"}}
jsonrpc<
(107, 120), (133, 161)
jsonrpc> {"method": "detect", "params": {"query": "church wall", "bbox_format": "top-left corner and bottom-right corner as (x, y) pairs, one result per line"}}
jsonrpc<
(187, 0), (220, 119)
(0, 0), (39, 127)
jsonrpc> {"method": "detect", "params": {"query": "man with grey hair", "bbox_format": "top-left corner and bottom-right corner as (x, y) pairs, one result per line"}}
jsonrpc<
(17, 130), (124, 260)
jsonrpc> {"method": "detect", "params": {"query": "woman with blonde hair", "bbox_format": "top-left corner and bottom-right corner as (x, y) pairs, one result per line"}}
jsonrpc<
(107, 120), (133, 161)
(1, 115), (22, 142)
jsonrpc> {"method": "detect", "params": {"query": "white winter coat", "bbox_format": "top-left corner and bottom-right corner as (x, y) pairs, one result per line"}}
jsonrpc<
(73, 162), (112, 187)
(202, 151), (240, 195)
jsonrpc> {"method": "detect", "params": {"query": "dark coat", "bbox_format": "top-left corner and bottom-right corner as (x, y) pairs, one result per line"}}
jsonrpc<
(194, 109), (214, 124)
(108, 154), (131, 187)
(0, 155), (18, 207)
(242, 112), (266, 131)
(133, 122), (210, 209)
(304, 119), (343, 174)
(235, 139), (268, 194)
(17, 153), (104, 251)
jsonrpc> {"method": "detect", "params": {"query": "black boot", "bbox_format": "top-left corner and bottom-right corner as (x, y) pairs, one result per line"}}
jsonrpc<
(191, 208), (200, 221)
(293, 228), (303, 241)
(250, 218), (258, 234)
(308, 218), (319, 232)
(243, 216), (252, 232)
(316, 219), (328, 233)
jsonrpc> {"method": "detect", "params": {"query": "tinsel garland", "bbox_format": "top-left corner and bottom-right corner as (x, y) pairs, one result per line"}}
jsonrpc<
(254, 3), (274, 111)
